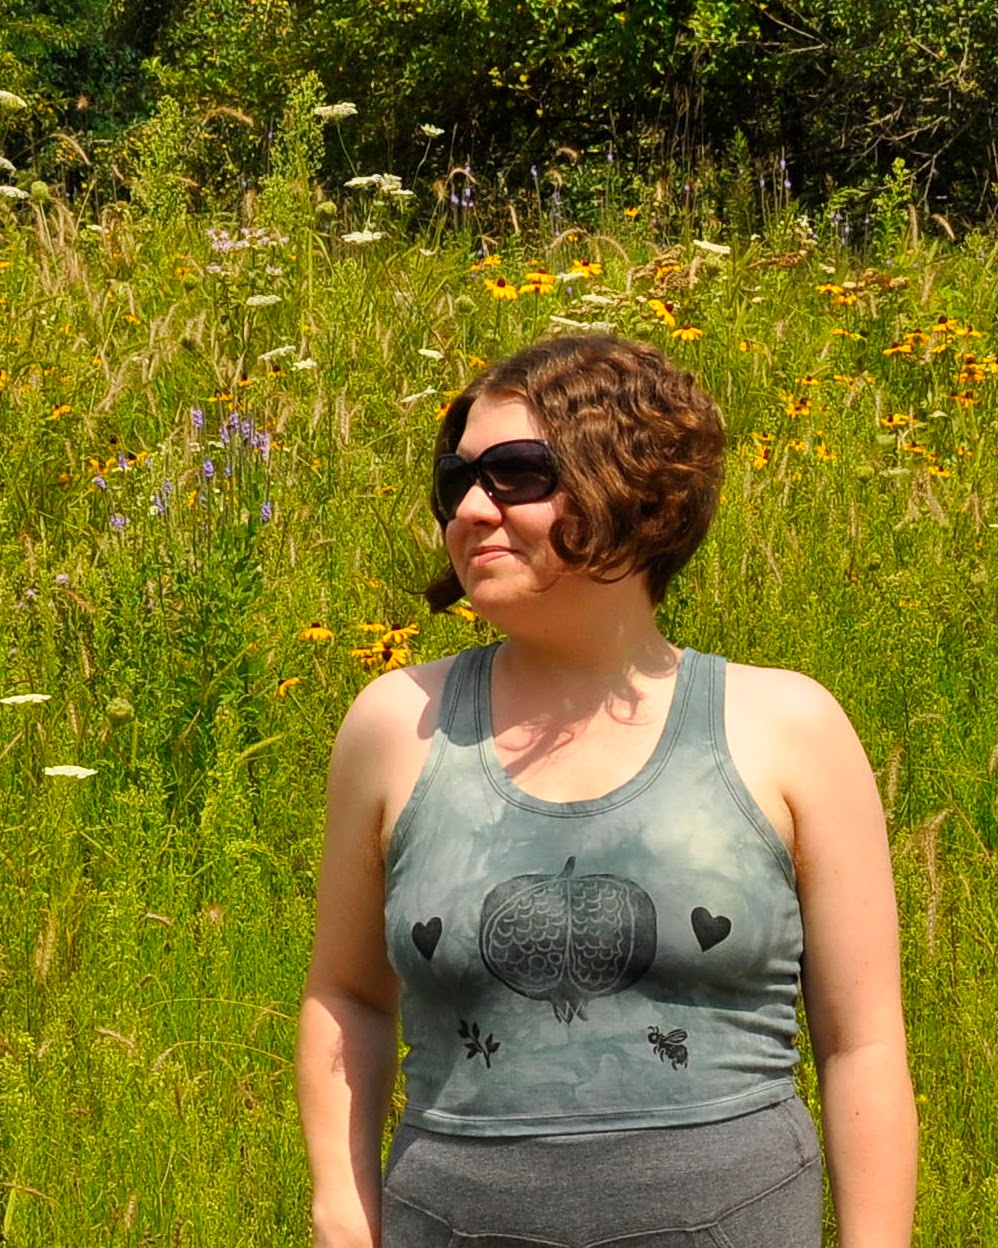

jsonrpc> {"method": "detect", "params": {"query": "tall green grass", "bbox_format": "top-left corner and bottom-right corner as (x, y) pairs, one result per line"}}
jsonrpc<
(0, 193), (995, 1245)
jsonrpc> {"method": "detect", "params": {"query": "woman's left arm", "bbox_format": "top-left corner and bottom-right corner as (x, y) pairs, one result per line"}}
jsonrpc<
(780, 674), (918, 1248)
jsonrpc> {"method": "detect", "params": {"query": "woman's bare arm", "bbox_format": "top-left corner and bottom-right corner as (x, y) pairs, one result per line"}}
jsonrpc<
(297, 677), (403, 1247)
(779, 672), (917, 1248)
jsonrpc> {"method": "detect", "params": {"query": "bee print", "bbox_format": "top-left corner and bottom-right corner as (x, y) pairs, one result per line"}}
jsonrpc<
(647, 1025), (689, 1070)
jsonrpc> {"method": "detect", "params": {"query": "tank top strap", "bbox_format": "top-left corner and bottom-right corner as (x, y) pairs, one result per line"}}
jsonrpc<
(437, 644), (494, 749)
(661, 646), (722, 752)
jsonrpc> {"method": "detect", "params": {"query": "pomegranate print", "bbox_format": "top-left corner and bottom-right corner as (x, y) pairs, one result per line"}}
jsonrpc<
(478, 856), (657, 1022)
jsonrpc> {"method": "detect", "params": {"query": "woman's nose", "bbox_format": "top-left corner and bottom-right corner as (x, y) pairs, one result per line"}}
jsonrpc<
(453, 480), (503, 523)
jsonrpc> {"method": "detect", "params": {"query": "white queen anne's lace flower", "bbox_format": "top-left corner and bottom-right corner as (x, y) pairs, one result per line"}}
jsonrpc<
(44, 765), (97, 779)
(246, 294), (281, 307)
(1, 692), (51, 704)
(0, 184), (28, 200)
(420, 124), (444, 138)
(0, 91), (28, 110)
(314, 102), (358, 121)
(341, 230), (384, 244)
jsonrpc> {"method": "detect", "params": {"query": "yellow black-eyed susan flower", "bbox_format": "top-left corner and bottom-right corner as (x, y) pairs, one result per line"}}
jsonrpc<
(276, 677), (302, 697)
(485, 276), (518, 301)
(671, 325), (704, 342)
(300, 624), (334, 642)
(648, 299), (676, 327)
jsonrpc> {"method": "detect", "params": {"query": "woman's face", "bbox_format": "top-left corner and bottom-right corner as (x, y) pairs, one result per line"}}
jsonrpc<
(443, 392), (568, 616)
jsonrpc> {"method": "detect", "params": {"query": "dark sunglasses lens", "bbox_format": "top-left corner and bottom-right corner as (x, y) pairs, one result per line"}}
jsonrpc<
(480, 443), (557, 502)
(434, 455), (473, 520)
(434, 441), (557, 520)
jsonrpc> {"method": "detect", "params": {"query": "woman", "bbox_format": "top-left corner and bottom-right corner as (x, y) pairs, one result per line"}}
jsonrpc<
(297, 334), (917, 1247)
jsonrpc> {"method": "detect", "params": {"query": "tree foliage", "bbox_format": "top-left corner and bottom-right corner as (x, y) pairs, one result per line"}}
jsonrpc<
(3, 0), (998, 219)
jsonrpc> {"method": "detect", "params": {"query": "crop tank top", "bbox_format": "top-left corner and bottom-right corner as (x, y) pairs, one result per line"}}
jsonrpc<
(384, 644), (804, 1136)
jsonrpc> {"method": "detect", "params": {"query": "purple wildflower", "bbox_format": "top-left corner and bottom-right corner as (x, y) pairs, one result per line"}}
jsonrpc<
(203, 459), (215, 480)
(110, 514), (127, 531)
(240, 419), (253, 443)
(261, 501), (273, 522)
(152, 495), (166, 515)
(191, 406), (204, 429)
(93, 475), (107, 490)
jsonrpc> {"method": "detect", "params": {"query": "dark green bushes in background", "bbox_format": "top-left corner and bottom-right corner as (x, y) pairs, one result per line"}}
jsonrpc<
(1, 0), (998, 222)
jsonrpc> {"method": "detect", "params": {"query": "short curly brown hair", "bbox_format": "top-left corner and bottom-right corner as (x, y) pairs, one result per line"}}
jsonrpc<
(425, 333), (725, 612)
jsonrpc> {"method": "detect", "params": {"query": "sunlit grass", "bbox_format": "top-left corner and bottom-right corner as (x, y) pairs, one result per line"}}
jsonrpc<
(0, 195), (995, 1245)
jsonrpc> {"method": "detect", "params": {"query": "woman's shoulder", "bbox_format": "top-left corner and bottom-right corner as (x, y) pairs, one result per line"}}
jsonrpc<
(339, 653), (462, 742)
(724, 658), (866, 781)
(724, 658), (844, 724)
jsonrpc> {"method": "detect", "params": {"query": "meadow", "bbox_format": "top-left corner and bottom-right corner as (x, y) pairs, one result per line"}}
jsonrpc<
(0, 157), (996, 1245)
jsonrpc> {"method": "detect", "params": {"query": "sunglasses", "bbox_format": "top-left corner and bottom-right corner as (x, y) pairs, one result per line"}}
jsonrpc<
(433, 439), (559, 523)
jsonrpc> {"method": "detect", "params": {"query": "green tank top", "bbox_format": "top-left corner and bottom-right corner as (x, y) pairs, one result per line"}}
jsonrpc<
(384, 644), (803, 1136)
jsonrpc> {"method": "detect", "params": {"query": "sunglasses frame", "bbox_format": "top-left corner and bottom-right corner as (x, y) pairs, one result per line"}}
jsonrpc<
(433, 438), (559, 523)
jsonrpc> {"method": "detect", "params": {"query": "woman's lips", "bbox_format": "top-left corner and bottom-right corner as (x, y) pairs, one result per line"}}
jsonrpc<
(468, 546), (517, 566)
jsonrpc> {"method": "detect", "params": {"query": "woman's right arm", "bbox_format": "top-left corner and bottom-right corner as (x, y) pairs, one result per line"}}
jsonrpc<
(297, 679), (403, 1248)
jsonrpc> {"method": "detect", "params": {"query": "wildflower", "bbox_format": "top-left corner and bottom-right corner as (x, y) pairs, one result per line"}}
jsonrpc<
(816, 283), (843, 296)
(797, 375), (820, 387)
(883, 342), (913, 356)
(738, 340), (760, 352)
(448, 605), (479, 623)
(344, 174), (383, 189)
(92, 475), (107, 490)
(246, 294), (281, 308)
(291, 358), (318, 371)
(672, 326), (704, 342)
(420, 123), (445, 138)
(927, 465), (951, 478)
(947, 391), (977, 407)
(276, 677), (302, 696)
(0, 91), (28, 110)
(341, 231), (384, 244)
(50, 404), (71, 419)
(930, 315), (955, 334)
(830, 328), (866, 340)
(904, 330), (929, 348)
(623, 207), (640, 218)
(815, 440), (837, 462)
(418, 348), (445, 360)
(570, 260), (602, 278)
(520, 269), (556, 295)
(55, 573), (70, 585)
(903, 443), (926, 455)
(470, 255), (502, 271)
(466, 354), (488, 368)
(351, 623), (418, 672)
(782, 395), (811, 418)
(648, 299), (676, 328)
(44, 765), (97, 779)
(485, 276), (518, 301)
(831, 293), (858, 306)
(881, 413), (914, 428)
(0, 185), (28, 200)
(110, 514), (127, 531)
(787, 439), (807, 452)
(315, 102), (358, 121)
(300, 624), (334, 642)
(203, 459), (215, 479)
(1, 692), (52, 705)
(191, 406), (205, 429)
(655, 263), (682, 279)
(261, 501), (272, 522)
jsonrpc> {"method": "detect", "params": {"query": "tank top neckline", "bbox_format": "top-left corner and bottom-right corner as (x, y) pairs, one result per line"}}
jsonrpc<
(471, 641), (702, 816)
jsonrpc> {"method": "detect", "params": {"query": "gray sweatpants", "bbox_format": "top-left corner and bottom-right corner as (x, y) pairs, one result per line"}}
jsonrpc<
(382, 1097), (822, 1247)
